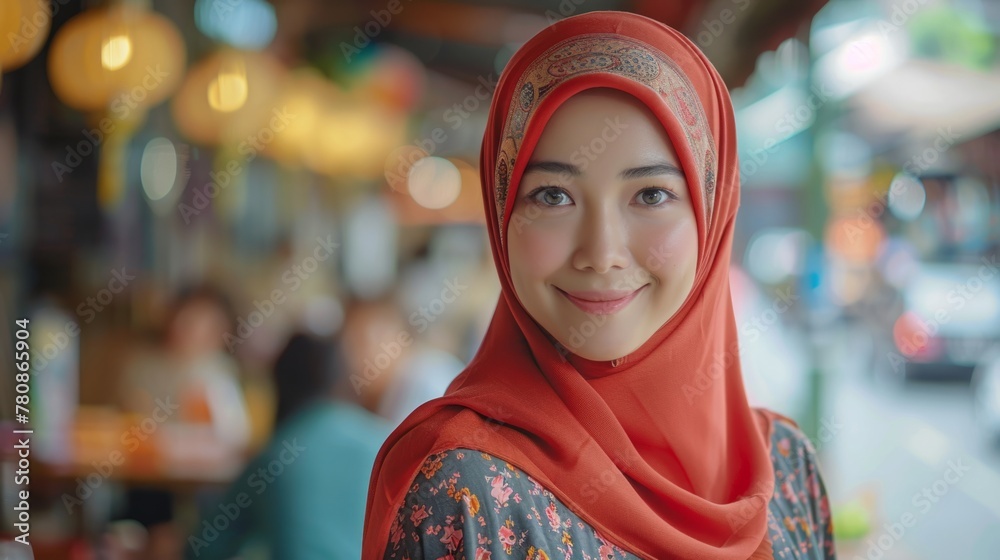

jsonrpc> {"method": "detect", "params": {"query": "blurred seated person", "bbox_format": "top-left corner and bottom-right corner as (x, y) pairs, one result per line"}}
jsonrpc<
(184, 332), (392, 560)
(113, 284), (251, 560)
(118, 284), (251, 454)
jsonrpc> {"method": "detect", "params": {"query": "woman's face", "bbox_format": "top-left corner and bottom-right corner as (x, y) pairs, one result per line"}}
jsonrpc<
(507, 88), (699, 362)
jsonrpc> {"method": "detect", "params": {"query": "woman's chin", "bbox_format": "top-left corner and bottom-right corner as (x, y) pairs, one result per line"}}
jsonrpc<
(559, 336), (644, 363)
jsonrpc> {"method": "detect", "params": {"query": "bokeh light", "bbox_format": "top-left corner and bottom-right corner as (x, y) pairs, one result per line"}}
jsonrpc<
(745, 228), (812, 285)
(194, 0), (277, 50)
(139, 137), (178, 203)
(408, 157), (462, 210)
(100, 34), (132, 71)
(48, 5), (186, 112)
(887, 173), (926, 221)
(207, 63), (249, 113)
(0, 0), (51, 72)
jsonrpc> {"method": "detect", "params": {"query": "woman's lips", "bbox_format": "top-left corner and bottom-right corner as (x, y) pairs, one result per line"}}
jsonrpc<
(558, 285), (647, 315)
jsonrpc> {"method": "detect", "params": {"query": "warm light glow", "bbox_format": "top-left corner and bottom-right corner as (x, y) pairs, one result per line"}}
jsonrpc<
(171, 50), (286, 147)
(408, 157), (461, 209)
(825, 216), (885, 264)
(208, 67), (248, 113)
(101, 34), (132, 70)
(48, 6), (186, 112)
(0, 0), (52, 71)
(893, 311), (940, 359)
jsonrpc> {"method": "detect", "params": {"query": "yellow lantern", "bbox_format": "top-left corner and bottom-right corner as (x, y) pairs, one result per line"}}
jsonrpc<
(0, 0), (51, 72)
(47, 4), (185, 211)
(47, 4), (185, 112)
(171, 49), (285, 147)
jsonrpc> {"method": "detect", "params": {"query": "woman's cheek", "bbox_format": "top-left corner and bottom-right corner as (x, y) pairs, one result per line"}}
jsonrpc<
(635, 218), (698, 276)
(510, 217), (571, 277)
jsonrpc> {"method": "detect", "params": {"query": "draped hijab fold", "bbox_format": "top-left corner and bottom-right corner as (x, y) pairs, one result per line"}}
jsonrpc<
(363, 11), (784, 559)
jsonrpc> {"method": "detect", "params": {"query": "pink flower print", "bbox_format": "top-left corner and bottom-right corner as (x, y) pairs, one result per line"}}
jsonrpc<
(475, 547), (492, 560)
(440, 525), (463, 552)
(545, 502), (561, 530)
(598, 543), (615, 560)
(490, 475), (513, 506)
(781, 480), (799, 504)
(808, 471), (820, 499)
(498, 525), (516, 547)
(389, 516), (404, 546)
(777, 437), (792, 457)
(410, 504), (431, 527)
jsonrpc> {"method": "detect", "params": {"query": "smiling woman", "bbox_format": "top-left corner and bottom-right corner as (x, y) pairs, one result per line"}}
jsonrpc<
(363, 10), (835, 560)
(508, 88), (698, 362)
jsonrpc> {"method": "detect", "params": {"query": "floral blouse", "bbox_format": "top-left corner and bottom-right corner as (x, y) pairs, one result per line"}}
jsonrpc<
(381, 418), (835, 559)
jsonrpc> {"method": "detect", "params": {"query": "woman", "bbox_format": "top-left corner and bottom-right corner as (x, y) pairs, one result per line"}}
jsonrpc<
(363, 11), (835, 559)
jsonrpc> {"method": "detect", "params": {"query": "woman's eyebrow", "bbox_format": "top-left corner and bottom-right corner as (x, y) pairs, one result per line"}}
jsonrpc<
(522, 161), (685, 179)
(523, 160), (580, 176)
(619, 163), (685, 180)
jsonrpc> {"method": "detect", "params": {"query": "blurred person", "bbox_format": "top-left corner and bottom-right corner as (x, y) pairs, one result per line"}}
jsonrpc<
(364, 12), (834, 560)
(114, 284), (251, 559)
(118, 284), (251, 451)
(337, 297), (412, 413)
(184, 333), (392, 560)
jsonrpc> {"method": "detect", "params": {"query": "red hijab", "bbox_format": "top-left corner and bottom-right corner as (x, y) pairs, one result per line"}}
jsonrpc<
(364, 11), (786, 559)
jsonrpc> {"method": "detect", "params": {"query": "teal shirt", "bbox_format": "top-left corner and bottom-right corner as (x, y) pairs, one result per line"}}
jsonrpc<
(186, 401), (391, 560)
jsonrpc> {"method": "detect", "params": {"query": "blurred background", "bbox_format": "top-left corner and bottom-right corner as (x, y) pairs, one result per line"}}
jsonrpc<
(1, 0), (999, 558)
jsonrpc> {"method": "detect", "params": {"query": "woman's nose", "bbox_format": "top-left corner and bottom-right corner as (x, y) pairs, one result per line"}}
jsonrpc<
(571, 206), (631, 274)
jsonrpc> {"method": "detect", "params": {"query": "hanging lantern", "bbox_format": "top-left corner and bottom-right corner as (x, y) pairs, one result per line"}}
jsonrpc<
(47, 4), (186, 112)
(171, 49), (285, 147)
(0, 0), (51, 72)
(46, 4), (185, 211)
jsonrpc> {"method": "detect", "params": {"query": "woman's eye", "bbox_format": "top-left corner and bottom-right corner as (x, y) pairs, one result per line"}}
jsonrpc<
(529, 187), (571, 207)
(635, 188), (674, 206)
